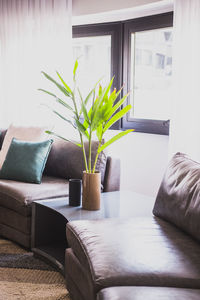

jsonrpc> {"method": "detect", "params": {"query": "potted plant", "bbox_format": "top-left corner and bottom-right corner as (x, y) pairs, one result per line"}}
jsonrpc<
(39, 60), (133, 210)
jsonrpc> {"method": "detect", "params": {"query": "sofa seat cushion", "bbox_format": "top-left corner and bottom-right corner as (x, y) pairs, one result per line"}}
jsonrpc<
(0, 175), (69, 216)
(66, 217), (200, 291)
(97, 287), (200, 300)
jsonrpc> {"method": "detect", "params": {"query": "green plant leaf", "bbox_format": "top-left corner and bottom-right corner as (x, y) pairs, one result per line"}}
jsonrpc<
(107, 88), (117, 104)
(56, 98), (74, 112)
(96, 124), (103, 141)
(78, 88), (95, 117)
(85, 88), (94, 105)
(82, 100), (91, 125)
(52, 110), (76, 128)
(101, 99), (114, 121)
(38, 89), (57, 98)
(73, 60), (78, 81)
(38, 88), (74, 111)
(56, 71), (73, 94)
(107, 93), (129, 120)
(77, 88), (91, 124)
(83, 119), (89, 131)
(103, 104), (132, 133)
(45, 131), (82, 147)
(75, 119), (89, 139)
(98, 129), (134, 152)
(103, 76), (114, 100)
(90, 77), (114, 124)
(41, 71), (71, 97)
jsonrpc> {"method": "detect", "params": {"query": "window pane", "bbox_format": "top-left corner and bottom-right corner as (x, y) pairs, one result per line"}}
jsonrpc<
(72, 35), (111, 98)
(130, 28), (173, 120)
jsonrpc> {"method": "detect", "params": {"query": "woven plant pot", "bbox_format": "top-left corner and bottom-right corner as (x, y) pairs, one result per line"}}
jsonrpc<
(82, 171), (101, 210)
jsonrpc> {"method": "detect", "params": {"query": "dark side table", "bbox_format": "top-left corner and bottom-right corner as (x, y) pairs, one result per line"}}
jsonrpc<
(31, 191), (154, 275)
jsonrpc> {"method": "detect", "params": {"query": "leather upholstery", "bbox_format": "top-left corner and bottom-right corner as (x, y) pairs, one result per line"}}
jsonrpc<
(0, 223), (30, 248)
(153, 152), (200, 242)
(0, 206), (31, 234)
(0, 128), (120, 248)
(103, 156), (120, 192)
(97, 287), (200, 300)
(0, 176), (69, 216)
(65, 248), (95, 300)
(65, 152), (200, 300)
(0, 175), (69, 248)
(44, 138), (107, 184)
(66, 217), (200, 298)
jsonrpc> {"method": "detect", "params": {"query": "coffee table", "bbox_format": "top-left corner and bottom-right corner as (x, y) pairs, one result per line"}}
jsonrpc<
(31, 191), (154, 275)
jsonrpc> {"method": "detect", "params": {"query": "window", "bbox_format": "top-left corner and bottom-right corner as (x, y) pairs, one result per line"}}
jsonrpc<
(73, 23), (123, 129)
(73, 35), (111, 98)
(123, 13), (173, 134)
(73, 12), (173, 135)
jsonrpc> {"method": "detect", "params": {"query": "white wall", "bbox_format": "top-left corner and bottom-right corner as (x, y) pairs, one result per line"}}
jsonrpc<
(106, 131), (169, 197)
(72, 0), (164, 16)
(72, 0), (173, 24)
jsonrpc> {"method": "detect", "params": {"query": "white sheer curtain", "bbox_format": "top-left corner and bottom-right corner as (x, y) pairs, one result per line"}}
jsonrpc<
(169, 0), (200, 160)
(0, 0), (72, 128)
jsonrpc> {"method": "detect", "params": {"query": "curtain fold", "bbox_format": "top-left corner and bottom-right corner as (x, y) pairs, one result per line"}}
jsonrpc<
(0, 0), (72, 127)
(169, 0), (200, 160)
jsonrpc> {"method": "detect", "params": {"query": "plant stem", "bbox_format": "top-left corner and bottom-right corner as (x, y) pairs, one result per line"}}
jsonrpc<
(80, 133), (88, 172)
(92, 140), (102, 173)
(88, 127), (92, 173)
(72, 90), (88, 172)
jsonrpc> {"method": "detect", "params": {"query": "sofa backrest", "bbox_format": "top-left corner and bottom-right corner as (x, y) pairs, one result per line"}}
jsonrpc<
(153, 152), (200, 242)
(43, 138), (107, 184)
(0, 129), (118, 189)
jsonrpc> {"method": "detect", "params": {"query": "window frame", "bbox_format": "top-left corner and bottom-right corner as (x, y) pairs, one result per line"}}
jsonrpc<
(72, 12), (173, 135)
(123, 12), (173, 135)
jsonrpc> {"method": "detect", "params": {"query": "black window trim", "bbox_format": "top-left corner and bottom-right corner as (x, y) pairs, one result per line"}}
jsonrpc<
(72, 12), (173, 135)
(122, 12), (173, 135)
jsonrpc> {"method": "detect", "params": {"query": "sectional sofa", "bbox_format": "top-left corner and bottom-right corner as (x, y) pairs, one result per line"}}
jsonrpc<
(65, 152), (200, 300)
(0, 126), (120, 248)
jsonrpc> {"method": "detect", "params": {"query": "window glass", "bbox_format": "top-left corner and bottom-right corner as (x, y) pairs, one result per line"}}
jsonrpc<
(72, 35), (111, 98)
(130, 28), (173, 120)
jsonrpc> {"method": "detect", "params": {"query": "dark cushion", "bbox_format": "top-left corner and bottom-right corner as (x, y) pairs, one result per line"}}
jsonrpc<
(66, 217), (200, 290)
(153, 152), (200, 242)
(0, 175), (69, 216)
(0, 138), (53, 184)
(44, 138), (107, 184)
(97, 287), (200, 300)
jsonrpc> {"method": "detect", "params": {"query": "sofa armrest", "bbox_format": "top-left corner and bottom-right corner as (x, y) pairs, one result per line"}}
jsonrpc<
(103, 156), (120, 192)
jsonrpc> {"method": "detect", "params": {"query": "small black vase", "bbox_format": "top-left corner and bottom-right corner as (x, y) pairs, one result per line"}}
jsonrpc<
(69, 179), (82, 206)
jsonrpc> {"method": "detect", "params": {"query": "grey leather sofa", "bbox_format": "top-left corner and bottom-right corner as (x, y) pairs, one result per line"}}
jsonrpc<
(65, 152), (200, 300)
(0, 128), (120, 248)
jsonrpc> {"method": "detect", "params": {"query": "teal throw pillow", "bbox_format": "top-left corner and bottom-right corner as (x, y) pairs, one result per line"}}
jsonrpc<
(0, 138), (53, 184)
